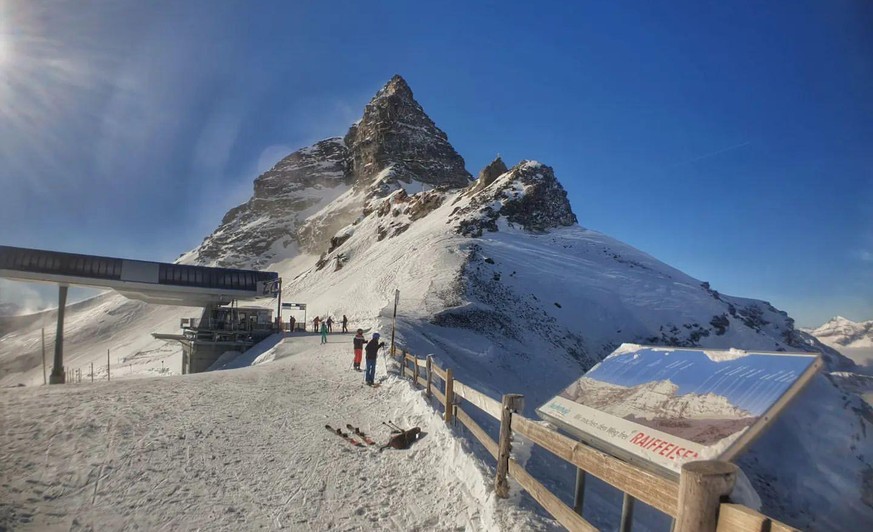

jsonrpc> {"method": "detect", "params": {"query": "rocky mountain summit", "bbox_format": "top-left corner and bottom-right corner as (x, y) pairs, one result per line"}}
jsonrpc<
(345, 75), (472, 189)
(186, 75), (474, 267)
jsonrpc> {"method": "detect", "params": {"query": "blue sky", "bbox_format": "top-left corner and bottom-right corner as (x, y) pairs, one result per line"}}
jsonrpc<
(0, 0), (870, 326)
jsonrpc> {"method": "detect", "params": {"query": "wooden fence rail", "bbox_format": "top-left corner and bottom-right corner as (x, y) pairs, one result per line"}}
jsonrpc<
(390, 348), (797, 532)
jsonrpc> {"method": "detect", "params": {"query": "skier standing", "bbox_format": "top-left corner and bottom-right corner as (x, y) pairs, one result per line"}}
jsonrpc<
(364, 333), (385, 385)
(313, 316), (320, 333)
(352, 329), (366, 370)
(320, 321), (329, 344)
(326, 316), (334, 333)
(341, 315), (348, 333)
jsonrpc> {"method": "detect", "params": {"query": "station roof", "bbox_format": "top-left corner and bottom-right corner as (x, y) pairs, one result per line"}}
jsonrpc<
(0, 245), (279, 307)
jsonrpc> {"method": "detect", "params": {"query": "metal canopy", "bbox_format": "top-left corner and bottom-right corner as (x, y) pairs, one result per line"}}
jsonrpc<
(0, 245), (279, 306)
(0, 245), (281, 384)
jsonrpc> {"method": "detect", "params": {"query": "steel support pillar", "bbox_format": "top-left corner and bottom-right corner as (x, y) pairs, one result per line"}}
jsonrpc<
(48, 285), (68, 384)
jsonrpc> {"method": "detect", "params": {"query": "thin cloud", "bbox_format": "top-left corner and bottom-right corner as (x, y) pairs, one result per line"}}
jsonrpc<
(669, 141), (751, 167)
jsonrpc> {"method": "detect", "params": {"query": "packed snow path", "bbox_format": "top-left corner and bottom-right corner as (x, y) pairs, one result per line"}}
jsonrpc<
(1, 332), (552, 531)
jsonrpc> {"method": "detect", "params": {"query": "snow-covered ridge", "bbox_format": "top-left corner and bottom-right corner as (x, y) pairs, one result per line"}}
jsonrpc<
(804, 316), (873, 348)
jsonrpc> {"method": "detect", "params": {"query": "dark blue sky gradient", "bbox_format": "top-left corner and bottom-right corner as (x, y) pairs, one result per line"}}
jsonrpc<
(0, 0), (870, 326)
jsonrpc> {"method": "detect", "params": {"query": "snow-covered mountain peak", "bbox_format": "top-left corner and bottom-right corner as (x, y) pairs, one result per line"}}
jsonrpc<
(184, 75), (476, 267)
(805, 316), (873, 348)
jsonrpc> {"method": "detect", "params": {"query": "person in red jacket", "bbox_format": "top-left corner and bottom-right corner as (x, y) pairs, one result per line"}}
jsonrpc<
(352, 329), (366, 370)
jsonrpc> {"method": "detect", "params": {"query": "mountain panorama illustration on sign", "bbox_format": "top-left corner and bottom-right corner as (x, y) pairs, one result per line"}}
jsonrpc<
(538, 343), (822, 476)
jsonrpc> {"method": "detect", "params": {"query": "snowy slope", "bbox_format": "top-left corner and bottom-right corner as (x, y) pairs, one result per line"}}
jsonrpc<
(256, 176), (871, 530)
(0, 333), (556, 531)
(1, 75), (871, 530)
(0, 293), (201, 386)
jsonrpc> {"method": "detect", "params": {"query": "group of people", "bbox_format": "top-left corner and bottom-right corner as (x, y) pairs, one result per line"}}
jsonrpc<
(315, 315), (349, 343)
(314, 315), (349, 333)
(352, 329), (386, 385)
(308, 315), (385, 384)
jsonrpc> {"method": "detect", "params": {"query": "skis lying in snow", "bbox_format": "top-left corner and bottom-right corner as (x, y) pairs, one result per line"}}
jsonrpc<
(346, 424), (376, 445)
(325, 424), (362, 447)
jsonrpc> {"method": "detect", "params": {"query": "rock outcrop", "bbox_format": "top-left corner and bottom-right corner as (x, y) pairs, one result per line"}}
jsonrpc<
(454, 160), (577, 237)
(468, 156), (508, 195)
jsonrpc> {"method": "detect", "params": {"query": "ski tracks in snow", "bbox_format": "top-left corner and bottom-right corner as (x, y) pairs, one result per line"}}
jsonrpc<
(0, 333), (554, 531)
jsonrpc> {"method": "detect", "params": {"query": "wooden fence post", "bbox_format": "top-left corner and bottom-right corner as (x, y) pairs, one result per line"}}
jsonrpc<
(413, 356), (419, 385)
(425, 355), (433, 398)
(90, 362), (94, 383)
(675, 461), (737, 532)
(444, 367), (454, 424)
(494, 393), (524, 498)
(400, 350), (406, 379)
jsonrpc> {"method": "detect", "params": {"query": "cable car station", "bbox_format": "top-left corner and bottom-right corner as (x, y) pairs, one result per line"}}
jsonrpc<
(0, 245), (281, 383)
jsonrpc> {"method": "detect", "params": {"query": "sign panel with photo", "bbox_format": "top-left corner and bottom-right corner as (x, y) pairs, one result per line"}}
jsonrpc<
(537, 343), (821, 477)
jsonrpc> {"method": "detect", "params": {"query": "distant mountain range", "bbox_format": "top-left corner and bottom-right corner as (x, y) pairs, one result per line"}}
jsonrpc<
(803, 316), (873, 348)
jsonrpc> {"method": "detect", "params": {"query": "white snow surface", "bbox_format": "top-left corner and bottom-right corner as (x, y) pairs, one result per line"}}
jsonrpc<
(0, 333), (555, 531)
(2, 180), (871, 530)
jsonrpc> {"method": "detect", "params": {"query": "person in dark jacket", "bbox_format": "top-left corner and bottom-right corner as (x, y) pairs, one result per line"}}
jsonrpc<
(364, 333), (385, 385)
(352, 329), (366, 370)
(326, 316), (333, 332)
(341, 315), (348, 333)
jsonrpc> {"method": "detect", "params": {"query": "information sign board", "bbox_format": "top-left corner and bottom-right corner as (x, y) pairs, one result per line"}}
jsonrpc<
(537, 343), (821, 477)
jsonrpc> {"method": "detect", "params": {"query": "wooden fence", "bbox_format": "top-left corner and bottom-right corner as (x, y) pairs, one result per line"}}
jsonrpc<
(393, 349), (798, 532)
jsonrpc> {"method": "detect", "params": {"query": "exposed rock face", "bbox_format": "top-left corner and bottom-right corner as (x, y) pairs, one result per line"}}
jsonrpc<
(189, 138), (352, 267)
(253, 138), (351, 196)
(189, 75), (474, 267)
(455, 160), (578, 237)
(500, 161), (577, 231)
(470, 156), (508, 193)
(343, 75), (472, 189)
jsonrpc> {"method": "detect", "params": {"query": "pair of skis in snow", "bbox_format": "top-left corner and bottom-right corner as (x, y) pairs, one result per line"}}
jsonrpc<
(324, 424), (376, 447)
